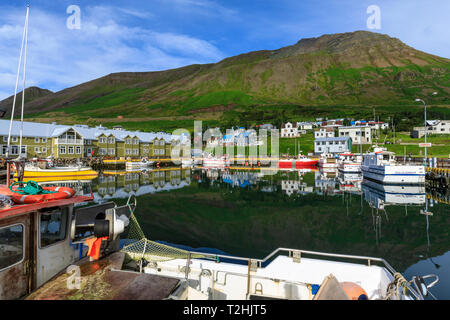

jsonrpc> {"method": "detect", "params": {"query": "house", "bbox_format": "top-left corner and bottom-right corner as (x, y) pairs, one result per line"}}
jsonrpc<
(0, 119), (183, 160)
(314, 127), (335, 139)
(296, 122), (314, 131)
(281, 122), (300, 138)
(314, 137), (352, 155)
(338, 126), (372, 144)
(411, 120), (450, 138)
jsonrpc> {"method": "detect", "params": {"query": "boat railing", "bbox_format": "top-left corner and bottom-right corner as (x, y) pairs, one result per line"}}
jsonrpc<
(185, 247), (422, 299)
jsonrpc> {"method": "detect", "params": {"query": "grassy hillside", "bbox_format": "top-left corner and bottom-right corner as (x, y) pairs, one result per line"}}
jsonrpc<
(1, 31), (449, 132)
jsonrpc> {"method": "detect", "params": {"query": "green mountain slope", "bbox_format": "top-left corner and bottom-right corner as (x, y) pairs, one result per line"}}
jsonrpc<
(2, 31), (449, 130)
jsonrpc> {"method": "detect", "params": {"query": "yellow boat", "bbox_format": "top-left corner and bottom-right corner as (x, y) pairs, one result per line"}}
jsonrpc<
(14, 165), (98, 182)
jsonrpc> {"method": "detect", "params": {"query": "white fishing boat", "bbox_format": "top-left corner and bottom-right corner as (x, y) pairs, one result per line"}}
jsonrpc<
(361, 147), (425, 185)
(338, 152), (362, 173)
(125, 159), (154, 171)
(318, 153), (338, 169)
(202, 152), (230, 168)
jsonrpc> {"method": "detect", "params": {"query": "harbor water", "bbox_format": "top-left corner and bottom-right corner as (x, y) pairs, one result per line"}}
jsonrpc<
(35, 167), (450, 299)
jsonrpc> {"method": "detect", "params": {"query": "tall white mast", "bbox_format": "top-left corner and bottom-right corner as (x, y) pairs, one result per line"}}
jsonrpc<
(19, 5), (30, 158)
(6, 5), (29, 159)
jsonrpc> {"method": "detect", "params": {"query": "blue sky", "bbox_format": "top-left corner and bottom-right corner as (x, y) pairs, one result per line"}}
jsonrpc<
(0, 0), (448, 100)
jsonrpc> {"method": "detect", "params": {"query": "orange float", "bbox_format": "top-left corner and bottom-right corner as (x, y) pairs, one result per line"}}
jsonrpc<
(340, 282), (369, 300)
(0, 185), (76, 204)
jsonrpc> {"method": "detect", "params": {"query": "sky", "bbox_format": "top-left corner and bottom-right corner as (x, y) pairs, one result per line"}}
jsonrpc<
(0, 0), (448, 100)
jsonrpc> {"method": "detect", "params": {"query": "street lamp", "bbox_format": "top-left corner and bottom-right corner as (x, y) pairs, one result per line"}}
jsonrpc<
(415, 92), (438, 166)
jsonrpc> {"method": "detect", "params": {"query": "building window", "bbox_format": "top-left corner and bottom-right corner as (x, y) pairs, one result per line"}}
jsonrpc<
(0, 224), (24, 271)
(133, 149), (138, 155)
(35, 137), (40, 143)
(42, 138), (47, 143)
(99, 148), (106, 155)
(39, 210), (67, 248)
(2, 136), (7, 142)
(108, 137), (115, 144)
(108, 148), (115, 155)
(60, 146), (66, 154)
(12, 136), (18, 142)
(76, 146), (81, 154)
(133, 139), (139, 145)
(34, 147), (40, 153)
(68, 146), (74, 154)
(42, 147), (47, 153)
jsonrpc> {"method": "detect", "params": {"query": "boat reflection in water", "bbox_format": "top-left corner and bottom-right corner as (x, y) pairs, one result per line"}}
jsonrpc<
(362, 179), (426, 210)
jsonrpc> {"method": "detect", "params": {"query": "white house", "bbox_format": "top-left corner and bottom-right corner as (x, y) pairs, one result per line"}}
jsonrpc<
(314, 127), (335, 139)
(281, 122), (300, 138)
(338, 126), (373, 144)
(296, 122), (314, 131)
(314, 137), (352, 155)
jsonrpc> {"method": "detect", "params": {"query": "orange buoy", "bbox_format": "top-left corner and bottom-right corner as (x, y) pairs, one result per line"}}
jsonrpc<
(340, 282), (369, 300)
(0, 186), (76, 204)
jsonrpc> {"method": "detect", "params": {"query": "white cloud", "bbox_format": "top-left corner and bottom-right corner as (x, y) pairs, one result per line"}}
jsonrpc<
(0, 5), (225, 100)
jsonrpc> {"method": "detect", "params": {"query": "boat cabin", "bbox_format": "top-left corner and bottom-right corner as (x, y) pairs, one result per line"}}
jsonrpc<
(0, 188), (131, 300)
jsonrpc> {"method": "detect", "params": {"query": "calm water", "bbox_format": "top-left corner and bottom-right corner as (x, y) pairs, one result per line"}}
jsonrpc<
(47, 167), (450, 299)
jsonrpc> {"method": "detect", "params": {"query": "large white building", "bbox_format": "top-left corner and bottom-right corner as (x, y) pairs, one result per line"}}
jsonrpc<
(338, 126), (372, 144)
(411, 120), (450, 138)
(314, 137), (352, 155)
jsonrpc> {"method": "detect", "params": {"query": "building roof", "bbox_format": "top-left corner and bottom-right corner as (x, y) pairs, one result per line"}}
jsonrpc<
(315, 137), (351, 142)
(0, 119), (180, 143)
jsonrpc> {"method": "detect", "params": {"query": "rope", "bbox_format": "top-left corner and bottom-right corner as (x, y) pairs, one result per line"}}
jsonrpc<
(385, 272), (409, 300)
(9, 180), (57, 195)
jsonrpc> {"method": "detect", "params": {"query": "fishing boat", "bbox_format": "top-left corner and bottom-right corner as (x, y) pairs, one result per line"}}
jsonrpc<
(125, 159), (154, 171)
(338, 152), (363, 173)
(14, 162), (98, 182)
(318, 153), (338, 169)
(361, 147), (425, 185)
(279, 155), (318, 169)
(202, 152), (230, 168)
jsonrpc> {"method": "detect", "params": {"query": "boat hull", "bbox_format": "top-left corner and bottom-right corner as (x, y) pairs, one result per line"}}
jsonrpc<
(338, 163), (361, 173)
(361, 165), (425, 185)
(16, 167), (98, 181)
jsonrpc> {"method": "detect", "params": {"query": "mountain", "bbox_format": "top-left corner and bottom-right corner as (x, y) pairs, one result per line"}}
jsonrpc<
(0, 87), (53, 116)
(1, 31), (449, 129)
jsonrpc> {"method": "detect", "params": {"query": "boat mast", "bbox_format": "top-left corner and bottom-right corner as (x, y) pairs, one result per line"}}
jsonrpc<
(19, 5), (30, 158)
(6, 5), (29, 159)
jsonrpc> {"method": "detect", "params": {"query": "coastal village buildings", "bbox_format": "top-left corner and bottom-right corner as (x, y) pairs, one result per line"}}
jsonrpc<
(338, 126), (373, 144)
(411, 120), (450, 138)
(0, 119), (181, 159)
(281, 122), (301, 138)
(314, 127), (335, 139)
(314, 137), (352, 155)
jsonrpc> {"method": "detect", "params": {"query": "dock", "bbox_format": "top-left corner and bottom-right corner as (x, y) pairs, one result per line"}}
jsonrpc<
(426, 167), (450, 190)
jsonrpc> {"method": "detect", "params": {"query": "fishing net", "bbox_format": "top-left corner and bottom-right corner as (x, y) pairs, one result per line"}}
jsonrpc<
(121, 208), (205, 262)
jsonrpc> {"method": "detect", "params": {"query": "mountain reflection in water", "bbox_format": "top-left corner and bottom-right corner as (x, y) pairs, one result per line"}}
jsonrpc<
(39, 166), (449, 299)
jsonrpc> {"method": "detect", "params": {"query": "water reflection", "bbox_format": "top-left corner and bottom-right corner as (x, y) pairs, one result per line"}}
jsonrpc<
(38, 166), (449, 298)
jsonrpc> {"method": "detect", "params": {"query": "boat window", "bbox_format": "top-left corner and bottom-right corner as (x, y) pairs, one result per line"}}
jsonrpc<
(0, 224), (24, 271)
(39, 209), (68, 248)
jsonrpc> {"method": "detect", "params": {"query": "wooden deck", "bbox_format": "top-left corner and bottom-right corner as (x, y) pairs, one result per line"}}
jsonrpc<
(26, 252), (180, 300)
